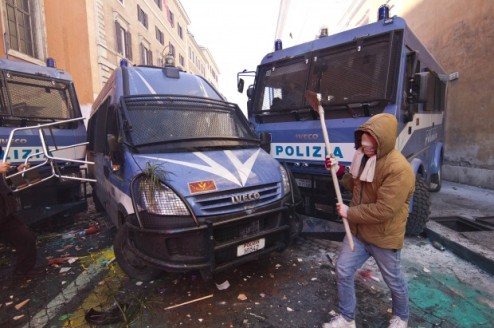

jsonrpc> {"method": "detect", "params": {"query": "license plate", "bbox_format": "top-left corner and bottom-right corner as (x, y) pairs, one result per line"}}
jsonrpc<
(295, 178), (312, 188)
(237, 238), (265, 257)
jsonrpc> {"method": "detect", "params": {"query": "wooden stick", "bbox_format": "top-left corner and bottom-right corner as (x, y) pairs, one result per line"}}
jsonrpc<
(164, 294), (213, 310)
(305, 91), (355, 251)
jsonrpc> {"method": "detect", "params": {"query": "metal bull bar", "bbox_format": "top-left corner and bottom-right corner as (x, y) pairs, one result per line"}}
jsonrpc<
(2, 117), (96, 192)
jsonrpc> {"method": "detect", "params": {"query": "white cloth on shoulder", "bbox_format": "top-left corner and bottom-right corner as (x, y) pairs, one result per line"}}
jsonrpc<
(349, 147), (376, 182)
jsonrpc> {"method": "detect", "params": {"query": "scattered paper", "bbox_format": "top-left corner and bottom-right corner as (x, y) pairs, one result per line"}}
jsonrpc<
(15, 299), (30, 310)
(237, 293), (248, 301)
(59, 267), (71, 273)
(136, 281), (143, 286)
(287, 307), (294, 312)
(423, 267), (431, 273)
(13, 315), (25, 320)
(216, 280), (230, 290)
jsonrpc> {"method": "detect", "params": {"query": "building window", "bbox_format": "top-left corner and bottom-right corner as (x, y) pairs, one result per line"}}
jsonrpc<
(115, 21), (132, 60)
(137, 5), (148, 28)
(179, 54), (184, 67)
(5, 0), (36, 57)
(177, 23), (183, 39)
(168, 10), (174, 27)
(154, 0), (162, 10)
(140, 43), (152, 65)
(155, 27), (164, 45)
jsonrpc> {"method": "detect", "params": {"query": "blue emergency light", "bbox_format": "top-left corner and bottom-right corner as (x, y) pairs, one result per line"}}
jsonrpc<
(120, 59), (128, 67)
(46, 57), (56, 68)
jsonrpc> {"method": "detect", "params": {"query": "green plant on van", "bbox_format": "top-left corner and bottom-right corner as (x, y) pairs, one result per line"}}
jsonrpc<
(139, 162), (170, 211)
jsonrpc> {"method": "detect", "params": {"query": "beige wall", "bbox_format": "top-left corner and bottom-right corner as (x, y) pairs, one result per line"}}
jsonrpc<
(341, 0), (494, 189)
(44, 0), (97, 107)
(400, 0), (494, 189)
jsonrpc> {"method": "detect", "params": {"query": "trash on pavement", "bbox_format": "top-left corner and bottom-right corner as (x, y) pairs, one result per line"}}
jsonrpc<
(216, 280), (230, 290)
(164, 294), (213, 310)
(85, 303), (129, 325)
(14, 299), (30, 310)
(237, 293), (248, 301)
(432, 241), (446, 251)
(358, 269), (380, 282)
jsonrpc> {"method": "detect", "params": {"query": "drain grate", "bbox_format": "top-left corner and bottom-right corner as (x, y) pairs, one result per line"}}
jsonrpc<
(430, 216), (493, 232)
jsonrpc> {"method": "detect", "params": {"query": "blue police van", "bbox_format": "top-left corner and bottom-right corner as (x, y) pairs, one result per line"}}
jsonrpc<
(0, 58), (89, 226)
(238, 9), (451, 235)
(87, 59), (302, 281)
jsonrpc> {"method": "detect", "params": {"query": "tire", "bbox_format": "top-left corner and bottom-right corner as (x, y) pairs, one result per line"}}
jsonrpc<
(406, 175), (431, 236)
(113, 224), (162, 281)
(428, 164), (442, 192)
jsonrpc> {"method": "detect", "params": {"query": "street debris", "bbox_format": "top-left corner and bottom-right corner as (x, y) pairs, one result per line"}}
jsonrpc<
(237, 293), (248, 301)
(14, 299), (30, 310)
(164, 294), (213, 310)
(432, 241), (446, 251)
(85, 303), (128, 325)
(13, 314), (24, 320)
(59, 267), (71, 273)
(423, 267), (431, 273)
(216, 280), (230, 290)
(287, 307), (294, 312)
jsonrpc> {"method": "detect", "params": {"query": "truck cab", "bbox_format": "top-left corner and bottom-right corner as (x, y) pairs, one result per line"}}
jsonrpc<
(87, 61), (302, 281)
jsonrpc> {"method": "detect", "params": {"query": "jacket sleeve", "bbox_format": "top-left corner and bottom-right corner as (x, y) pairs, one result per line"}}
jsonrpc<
(347, 156), (414, 224)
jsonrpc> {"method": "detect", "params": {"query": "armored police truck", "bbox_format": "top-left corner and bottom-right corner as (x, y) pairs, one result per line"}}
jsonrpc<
(238, 9), (450, 235)
(87, 59), (301, 281)
(0, 58), (89, 226)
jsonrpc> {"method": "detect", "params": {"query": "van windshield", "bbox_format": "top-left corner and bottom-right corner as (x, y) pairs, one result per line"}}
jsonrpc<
(121, 95), (259, 152)
(0, 71), (79, 125)
(253, 31), (402, 121)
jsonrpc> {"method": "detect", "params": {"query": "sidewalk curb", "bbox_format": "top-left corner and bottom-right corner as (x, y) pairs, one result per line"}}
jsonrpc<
(425, 221), (494, 275)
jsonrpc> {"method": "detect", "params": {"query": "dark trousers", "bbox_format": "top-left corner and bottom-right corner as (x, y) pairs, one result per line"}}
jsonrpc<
(0, 214), (37, 273)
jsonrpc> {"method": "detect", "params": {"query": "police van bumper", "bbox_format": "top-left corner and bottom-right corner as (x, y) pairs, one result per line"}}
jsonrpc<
(122, 202), (297, 273)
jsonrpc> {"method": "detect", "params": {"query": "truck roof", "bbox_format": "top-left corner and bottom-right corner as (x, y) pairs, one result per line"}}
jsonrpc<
(0, 58), (73, 80)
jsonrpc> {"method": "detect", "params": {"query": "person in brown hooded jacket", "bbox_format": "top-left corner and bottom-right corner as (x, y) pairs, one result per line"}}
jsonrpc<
(0, 158), (41, 278)
(323, 113), (415, 328)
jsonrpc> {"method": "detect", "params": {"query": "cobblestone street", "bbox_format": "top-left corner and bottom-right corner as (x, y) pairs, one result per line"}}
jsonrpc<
(1, 181), (494, 327)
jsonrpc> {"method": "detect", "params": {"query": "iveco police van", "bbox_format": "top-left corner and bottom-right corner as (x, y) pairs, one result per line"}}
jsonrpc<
(87, 60), (302, 281)
(238, 6), (452, 236)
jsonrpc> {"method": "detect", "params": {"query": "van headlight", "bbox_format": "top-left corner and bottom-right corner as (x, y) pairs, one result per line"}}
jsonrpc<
(136, 179), (190, 216)
(280, 165), (291, 195)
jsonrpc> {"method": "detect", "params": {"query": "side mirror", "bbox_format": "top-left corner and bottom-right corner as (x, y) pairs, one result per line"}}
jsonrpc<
(246, 85), (254, 98)
(237, 78), (245, 93)
(259, 132), (271, 154)
(107, 134), (120, 153)
(412, 72), (431, 103)
(107, 134), (122, 171)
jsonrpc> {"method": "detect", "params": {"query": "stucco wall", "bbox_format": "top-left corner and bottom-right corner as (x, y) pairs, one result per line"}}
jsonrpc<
(400, 0), (494, 189)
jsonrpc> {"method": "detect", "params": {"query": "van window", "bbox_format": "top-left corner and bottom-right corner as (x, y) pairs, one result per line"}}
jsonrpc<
(91, 98), (110, 153)
(121, 96), (257, 151)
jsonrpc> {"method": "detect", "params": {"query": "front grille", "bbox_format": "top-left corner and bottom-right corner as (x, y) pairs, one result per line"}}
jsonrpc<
(190, 183), (280, 216)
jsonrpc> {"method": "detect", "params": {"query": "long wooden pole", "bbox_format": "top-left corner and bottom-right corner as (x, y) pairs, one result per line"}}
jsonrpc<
(305, 91), (355, 251)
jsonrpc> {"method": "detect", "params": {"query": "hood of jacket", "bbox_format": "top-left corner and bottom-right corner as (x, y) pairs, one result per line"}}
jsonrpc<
(354, 113), (397, 158)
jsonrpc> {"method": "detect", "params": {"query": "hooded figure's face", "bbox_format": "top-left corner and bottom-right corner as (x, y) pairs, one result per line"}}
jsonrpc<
(361, 133), (377, 157)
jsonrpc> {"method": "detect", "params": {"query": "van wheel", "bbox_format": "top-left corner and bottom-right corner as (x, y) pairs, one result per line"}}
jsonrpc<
(92, 190), (105, 213)
(114, 224), (162, 281)
(406, 175), (431, 236)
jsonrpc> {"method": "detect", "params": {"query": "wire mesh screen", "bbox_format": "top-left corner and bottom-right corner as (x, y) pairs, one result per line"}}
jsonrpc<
(5, 72), (74, 119)
(309, 32), (399, 105)
(122, 96), (255, 146)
